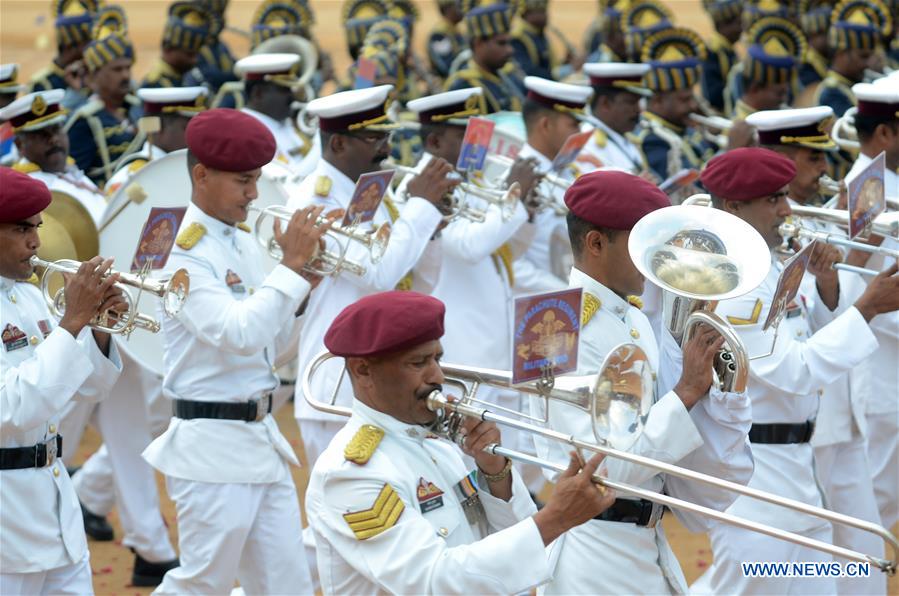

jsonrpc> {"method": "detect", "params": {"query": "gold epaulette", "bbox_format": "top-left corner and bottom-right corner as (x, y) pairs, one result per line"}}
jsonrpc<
(25, 273), (39, 286)
(175, 222), (206, 250)
(581, 292), (602, 326)
(344, 424), (384, 465)
(726, 298), (763, 326)
(11, 161), (40, 174)
(315, 175), (332, 197)
(127, 158), (148, 173)
(343, 483), (404, 540)
(236, 222), (251, 233)
(593, 128), (607, 148)
(627, 295), (643, 310)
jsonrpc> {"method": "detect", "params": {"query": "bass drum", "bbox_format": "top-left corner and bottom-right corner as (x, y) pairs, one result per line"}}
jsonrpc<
(100, 149), (289, 375)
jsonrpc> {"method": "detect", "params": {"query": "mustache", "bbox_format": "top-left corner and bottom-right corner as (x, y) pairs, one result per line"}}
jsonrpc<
(415, 384), (443, 401)
(45, 147), (65, 157)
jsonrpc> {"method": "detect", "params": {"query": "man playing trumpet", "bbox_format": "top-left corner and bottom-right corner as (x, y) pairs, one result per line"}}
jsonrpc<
(0, 168), (126, 594)
(141, 108), (331, 594)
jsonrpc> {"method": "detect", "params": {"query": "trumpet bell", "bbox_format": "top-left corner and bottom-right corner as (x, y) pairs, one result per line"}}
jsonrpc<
(629, 205), (770, 302)
(163, 268), (191, 316)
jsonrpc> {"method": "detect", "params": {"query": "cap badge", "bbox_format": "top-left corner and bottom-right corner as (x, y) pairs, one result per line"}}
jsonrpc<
(31, 95), (48, 117)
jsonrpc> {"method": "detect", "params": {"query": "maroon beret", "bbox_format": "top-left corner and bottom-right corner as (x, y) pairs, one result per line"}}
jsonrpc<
(0, 168), (52, 223)
(325, 291), (446, 358)
(564, 170), (671, 230)
(185, 108), (276, 172)
(700, 148), (796, 202)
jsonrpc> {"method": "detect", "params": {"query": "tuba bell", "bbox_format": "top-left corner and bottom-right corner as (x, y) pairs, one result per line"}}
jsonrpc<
(628, 205), (772, 393)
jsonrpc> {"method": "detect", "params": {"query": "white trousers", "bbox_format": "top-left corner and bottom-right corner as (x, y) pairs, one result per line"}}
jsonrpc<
(0, 555), (93, 595)
(59, 357), (176, 562)
(815, 437), (886, 595)
(865, 411), (898, 529)
(705, 522), (837, 595)
(153, 466), (313, 595)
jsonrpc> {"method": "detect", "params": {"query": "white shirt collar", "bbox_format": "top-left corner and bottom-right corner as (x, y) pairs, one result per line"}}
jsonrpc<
(569, 266), (631, 320)
(184, 201), (241, 239)
(351, 398), (439, 442)
(242, 107), (288, 129)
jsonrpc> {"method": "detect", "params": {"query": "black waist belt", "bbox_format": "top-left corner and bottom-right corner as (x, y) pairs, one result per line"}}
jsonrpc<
(173, 393), (272, 423)
(594, 498), (661, 527)
(0, 436), (62, 470)
(749, 421), (815, 444)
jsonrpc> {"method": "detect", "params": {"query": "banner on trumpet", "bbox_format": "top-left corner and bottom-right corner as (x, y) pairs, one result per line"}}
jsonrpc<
(847, 152), (886, 239)
(343, 170), (394, 226)
(130, 206), (186, 272)
(512, 288), (582, 385)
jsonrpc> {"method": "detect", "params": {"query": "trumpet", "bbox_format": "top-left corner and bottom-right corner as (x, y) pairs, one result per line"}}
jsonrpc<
(251, 205), (391, 277)
(485, 154), (569, 216)
(689, 112), (732, 148)
(385, 162), (522, 222)
(30, 256), (190, 335)
(302, 347), (899, 574)
(629, 205), (772, 393)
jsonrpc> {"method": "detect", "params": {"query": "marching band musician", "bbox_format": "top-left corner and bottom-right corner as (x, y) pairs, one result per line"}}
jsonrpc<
(64, 6), (140, 187)
(402, 87), (545, 495)
(538, 170), (754, 594)
(141, 108), (329, 594)
(140, 1), (212, 90)
(28, 0), (98, 95)
(699, 147), (899, 594)
(0, 64), (22, 165)
(0, 168), (125, 594)
(306, 290), (617, 595)
(748, 105), (886, 595)
(288, 85), (452, 467)
(577, 62), (651, 174)
(514, 75), (592, 293)
(191, 0), (237, 96)
(106, 86), (208, 195)
(620, 0), (673, 64)
(427, 0), (466, 80)
(635, 27), (712, 187)
(844, 80), (899, 533)
(444, 0), (525, 114)
(2, 90), (107, 224)
(700, 0), (743, 115)
(510, 0), (556, 80)
(797, 0), (832, 89)
(236, 53), (320, 178)
(584, 0), (627, 63)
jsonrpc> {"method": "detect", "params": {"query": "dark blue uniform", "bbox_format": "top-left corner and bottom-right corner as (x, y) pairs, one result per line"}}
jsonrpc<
(64, 96), (140, 186)
(444, 59), (524, 113)
(195, 40), (237, 92)
(635, 111), (710, 183)
(510, 21), (553, 79)
(427, 21), (466, 79)
(28, 63), (67, 93)
(701, 33), (737, 114)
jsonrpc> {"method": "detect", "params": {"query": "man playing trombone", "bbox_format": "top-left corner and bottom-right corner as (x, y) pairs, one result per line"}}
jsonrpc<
(305, 290), (617, 594)
(0, 168), (126, 594)
(536, 170), (755, 594)
(141, 108), (331, 594)
(699, 147), (899, 594)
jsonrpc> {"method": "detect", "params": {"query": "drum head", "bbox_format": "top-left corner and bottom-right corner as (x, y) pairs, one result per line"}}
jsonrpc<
(100, 150), (288, 374)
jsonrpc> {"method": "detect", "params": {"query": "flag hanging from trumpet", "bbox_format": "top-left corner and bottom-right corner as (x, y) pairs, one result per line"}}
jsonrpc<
(512, 288), (582, 385)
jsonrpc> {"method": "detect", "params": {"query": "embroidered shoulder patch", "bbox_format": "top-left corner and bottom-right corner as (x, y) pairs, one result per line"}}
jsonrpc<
(315, 175), (332, 197)
(582, 292), (602, 326)
(726, 298), (763, 326)
(343, 483), (404, 540)
(344, 424), (384, 465)
(175, 222), (206, 250)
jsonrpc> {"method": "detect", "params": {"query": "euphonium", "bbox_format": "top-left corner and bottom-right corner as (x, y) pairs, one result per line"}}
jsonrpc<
(29, 256), (190, 334)
(251, 205), (390, 277)
(628, 205), (772, 393)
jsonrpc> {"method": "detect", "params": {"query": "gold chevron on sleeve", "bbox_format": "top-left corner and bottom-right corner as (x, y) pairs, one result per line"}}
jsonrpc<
(726, 299), (763, 326)
(343, 483), (405, 540)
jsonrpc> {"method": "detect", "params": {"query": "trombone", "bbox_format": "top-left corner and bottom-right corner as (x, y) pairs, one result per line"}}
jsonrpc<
(251, 205), (391, 277)
(30, 256), (190, 335)
(818, 176), (899, 211)
(485, 154), (570, 216)
(385, 162), (522, 223)
(302, 347), (898, 574)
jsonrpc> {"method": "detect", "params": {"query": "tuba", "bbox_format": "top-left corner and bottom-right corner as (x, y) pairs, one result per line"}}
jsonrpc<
(628, 205), (772, 393)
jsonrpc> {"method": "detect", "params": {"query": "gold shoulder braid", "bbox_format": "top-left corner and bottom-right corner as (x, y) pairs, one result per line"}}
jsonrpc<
(343, 483), (405, 540)
(236, 222), (251, 233)
(344, 424), (385, 465)
(581, 292), (602, 326)
(491, 243), (514, 286)
(315, 175), (332, 197)
(381, 195), (415, 291)
(176, 222), (206, 250)
(626, 295), (643, 310)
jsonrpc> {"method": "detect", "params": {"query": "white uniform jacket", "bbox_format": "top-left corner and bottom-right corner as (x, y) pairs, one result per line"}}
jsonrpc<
(306, 399), (552, 595)
(142, 203), (310, 484)
(242, 107), (320, 179)
(513, 144), (571, 295)
(1, 276), (122, 573)
(17, 158), (108, 225)
(289, 159), (443, 424)
(576, 118), (644, 175)
(535, 267), (753, 594)
(714, 256), (879, 533)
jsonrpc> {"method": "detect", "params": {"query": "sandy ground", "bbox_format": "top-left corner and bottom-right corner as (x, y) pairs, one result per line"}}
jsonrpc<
(2, 1), (897, 594)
